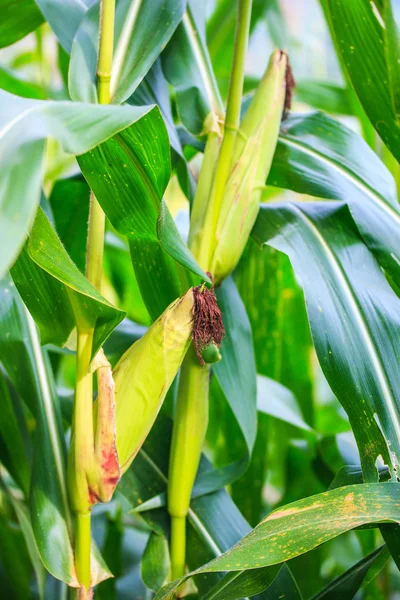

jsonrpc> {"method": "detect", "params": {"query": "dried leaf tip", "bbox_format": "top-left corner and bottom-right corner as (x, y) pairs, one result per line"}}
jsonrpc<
(192, 281), (224, 365)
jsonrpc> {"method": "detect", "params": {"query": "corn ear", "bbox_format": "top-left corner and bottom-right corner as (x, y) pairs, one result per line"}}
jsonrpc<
(114, 289), (194, 474)
(210, 50), (287, 284)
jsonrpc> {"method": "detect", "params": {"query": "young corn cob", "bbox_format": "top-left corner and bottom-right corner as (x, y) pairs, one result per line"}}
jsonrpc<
(68, 288), (195, 515)
(188, 50), (291, 285)
(114, 288), (195, 474)
(211, 50), (289, 284)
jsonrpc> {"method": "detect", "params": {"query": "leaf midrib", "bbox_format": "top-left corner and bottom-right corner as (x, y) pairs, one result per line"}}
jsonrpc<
(278, 133), (400, 226)
(291, 204), (400, 457)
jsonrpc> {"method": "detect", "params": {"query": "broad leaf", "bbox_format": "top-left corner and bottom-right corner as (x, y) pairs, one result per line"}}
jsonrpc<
(128, 59), (195, 200)
(141, 532), (170, 592)
(0, 0), (44, 49)
(34, 0), (95, 53)
(0, 370), (31, 496)
(270, 112), (400, 290)
(0, 89), (155, 278)
(3, 484), (46, 599)
(0, 278), (111, 586)
(0, 279), (76, 584)
(78, 107), (187, 320)
(11, 208), (124, 357)
(162, 0), (224, 134)
(69, 0), (186, 104)
(49, 175), (90, 274)
(156, 483), (400, 599)
(157, 200), (211, 285)
(233, 239), (314, 524)
(257, 376), (312, 433)
(117, 412), (299, 599)
(253, 201), (400, 482)
(0, 66), (46, 99)
(311, 545), (390, 600)
(321, 0), (400, 161)
(214, 278), (257, 459)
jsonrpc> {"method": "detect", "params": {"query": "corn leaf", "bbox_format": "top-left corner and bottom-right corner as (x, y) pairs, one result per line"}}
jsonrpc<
(0, 89), (155, 279)
(321, 0), (400, 161)
(34, 0), (95, 53)
(117, 412), (299, 600)
(0, 0), (44, 49)
(49, 175), (90, 274)
(271, 111), (400, 289)
(156, 483), (400, 599)
(69, 0), (186, 104)
(214, 278), (257, 462)
(311, 545), (390, 600)
(12, 208), (124, 357)
(253, 201), (400, 481)
(0, 369), (31, 497)
(157, 200), (211, 285)
(128, 59), (195, 201)
(78, 107), (186, 320)
(162, 0), (224, 134)
(141, 532), (170, 592)
(0, 278), (111, 586)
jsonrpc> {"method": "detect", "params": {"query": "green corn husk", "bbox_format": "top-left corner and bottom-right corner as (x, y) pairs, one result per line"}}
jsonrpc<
(211, 50), (288, 284)
(114, 288), (195, 474)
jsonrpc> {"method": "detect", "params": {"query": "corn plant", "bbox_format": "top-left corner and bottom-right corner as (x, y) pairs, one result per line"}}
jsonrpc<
(0, 0), (399, 598)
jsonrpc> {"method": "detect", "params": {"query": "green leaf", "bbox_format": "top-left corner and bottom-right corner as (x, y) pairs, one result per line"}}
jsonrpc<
(157, 200), (211, 284)
(77, 107), (185, 320)
(162, 0), (224, 134)
(0, 370), (31, 497)
(233, 238), (314, 524)
(0, 279), (75, 584)
(0, 279), (110, 586)
(0, 0), (44, 49)
(294, 81), (355, 115)
(12, 208), (124, 356)
(321, 0), (400, 161)
(69, 0), (186, 104)
(383, 0), (400, 121)
(117, 412), (298, 599)
(270, 111), (400, 291)
(49, 175), (91, 274)
(311, 545), (390, 600)
(0, 508), (32, 599)
(253, 201), (400, 482)
(34, 0), (94, 53)
(257, 376), (313, 433)
(141, 532), (170, 592)
(4, 485), (46, 599)
(214, 277), (257, 460)
(329, 465), (390, 491)
(0, 65), (46, 99)
(201, 566), (280, 600)
(156, 483), (400, 599)
(128, 59), (195, 200)
(0, 89), (155, 279)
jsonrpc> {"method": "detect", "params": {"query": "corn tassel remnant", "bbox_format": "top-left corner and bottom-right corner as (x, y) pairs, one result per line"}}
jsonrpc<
(192, 283), (225, 365)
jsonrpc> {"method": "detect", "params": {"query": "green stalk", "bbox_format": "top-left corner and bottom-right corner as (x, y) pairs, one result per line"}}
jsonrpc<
(168, 347), (210, 580)
(168, 0), (253, 585)
(69, 0), (115, 591)
(86, 0), (116, 290)
(195, 0), (253, 271)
